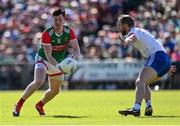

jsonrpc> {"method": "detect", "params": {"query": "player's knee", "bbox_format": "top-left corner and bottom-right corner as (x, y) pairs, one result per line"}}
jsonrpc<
(135, 79), (140, 86)
(34, 80), (44, 87)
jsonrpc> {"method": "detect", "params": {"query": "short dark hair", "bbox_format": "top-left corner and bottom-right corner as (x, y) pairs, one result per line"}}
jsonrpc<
(52, 8), (65, 17)
(118, 15), (134, 27)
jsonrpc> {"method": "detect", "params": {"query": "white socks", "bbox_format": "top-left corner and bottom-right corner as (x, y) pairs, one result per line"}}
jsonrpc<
(133, 100), (151, 110)
(133, 103), (141, 110)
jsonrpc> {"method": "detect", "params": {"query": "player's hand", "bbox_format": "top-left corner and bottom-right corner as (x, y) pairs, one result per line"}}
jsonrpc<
(168, 65), (176, 75)
(118, 33), (125, 44)
(118, 33), (123, 41)
(78, 54), (83, 60)
(118, 33), (128, 46)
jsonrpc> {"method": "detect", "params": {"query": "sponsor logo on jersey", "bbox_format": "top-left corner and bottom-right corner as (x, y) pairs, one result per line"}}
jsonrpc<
(52, 44), (68, 52)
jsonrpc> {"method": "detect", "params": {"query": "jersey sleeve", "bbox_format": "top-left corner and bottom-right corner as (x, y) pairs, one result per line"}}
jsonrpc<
(69, 28), (76, 41)
(42, 31), (51, 44)
(127, 30), (138, 40)
(128, 32), (135, 37)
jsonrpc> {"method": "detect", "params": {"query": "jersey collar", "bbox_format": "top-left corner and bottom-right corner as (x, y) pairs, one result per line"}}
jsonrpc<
(55, 32), (63, 37)
(53, 26), (64, 37)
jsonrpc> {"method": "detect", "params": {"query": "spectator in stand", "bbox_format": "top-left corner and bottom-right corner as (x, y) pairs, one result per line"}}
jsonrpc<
(164, 33), (176, 54)
(0, 0), (179, 62)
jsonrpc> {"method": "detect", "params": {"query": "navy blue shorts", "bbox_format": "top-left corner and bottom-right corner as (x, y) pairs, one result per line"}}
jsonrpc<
(144, 51), (171, 77)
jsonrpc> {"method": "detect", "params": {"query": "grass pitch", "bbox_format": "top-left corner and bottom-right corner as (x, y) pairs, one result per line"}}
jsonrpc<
(0, 90), (180, 125)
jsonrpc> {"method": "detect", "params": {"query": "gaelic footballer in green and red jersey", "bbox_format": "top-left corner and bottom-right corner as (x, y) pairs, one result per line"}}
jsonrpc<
(38, 25), (76, 63)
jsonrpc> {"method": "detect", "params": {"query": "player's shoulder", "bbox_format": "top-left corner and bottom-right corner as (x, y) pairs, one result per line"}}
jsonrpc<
(133, 27), (151, 37)
(133, 27), (143, 33)
(42, 26), (54, 36)
(130, 27), (145, 32)
(135, 27), (149, 34)
(63, 25), (74, 33)
(126, 27), (136, 37)
(43, 26), (53, 32)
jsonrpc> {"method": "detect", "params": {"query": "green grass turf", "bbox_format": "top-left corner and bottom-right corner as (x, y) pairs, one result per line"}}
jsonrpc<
(0, 90), (180, 125)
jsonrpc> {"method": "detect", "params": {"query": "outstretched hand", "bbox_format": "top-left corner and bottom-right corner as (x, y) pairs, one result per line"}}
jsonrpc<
(118, 33), (126, 46)
(168, 65), (176, 75)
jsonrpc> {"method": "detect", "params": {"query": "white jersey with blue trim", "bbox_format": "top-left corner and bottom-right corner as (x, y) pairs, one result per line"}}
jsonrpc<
(126, 27), (166, 57)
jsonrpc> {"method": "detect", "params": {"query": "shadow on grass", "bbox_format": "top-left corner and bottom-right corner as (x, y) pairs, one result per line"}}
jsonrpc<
(46, 115), (89, 118)
(140, 115), (180, 118)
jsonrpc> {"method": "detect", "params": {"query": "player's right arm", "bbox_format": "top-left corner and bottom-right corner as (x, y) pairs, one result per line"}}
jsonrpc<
(42, 31), (58, 66)
(119, 33), (137, 46)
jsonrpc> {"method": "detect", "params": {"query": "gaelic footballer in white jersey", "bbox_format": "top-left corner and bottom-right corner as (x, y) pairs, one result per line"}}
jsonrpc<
(117, 14), (176, 117)
(126, 27), (166, 58)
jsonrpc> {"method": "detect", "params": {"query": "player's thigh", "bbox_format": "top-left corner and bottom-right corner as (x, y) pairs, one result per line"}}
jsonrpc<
(137, 66), (157, 84)
(34, 63), (47, 83)
(48, 75), (64, 91)
(145, 51), (171, 78)
(147, 77), (160, 85)
(44, 60), (63, 76)
(42, 59), (64, 91)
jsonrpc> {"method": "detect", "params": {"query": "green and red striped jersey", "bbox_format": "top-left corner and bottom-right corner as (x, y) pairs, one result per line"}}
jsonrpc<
(38, 25), (76, 63)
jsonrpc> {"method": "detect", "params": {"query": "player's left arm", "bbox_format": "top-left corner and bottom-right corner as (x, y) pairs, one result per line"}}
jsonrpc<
(69, 28), (82, 60)
(119, 33), (137, 46)
(168, 65), (176, 75)
(69, 39), (82, 60)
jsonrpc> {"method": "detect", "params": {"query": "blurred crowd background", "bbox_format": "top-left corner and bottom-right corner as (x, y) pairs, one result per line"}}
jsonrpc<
(0, 0), (180, 89)
(0, 0), (180, 63)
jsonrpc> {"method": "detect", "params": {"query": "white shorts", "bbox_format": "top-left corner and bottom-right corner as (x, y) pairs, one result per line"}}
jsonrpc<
(35, 55), (64, 78)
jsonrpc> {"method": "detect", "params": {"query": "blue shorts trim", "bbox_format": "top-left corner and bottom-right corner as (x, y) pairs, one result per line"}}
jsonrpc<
(144, 51), (171, 77)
